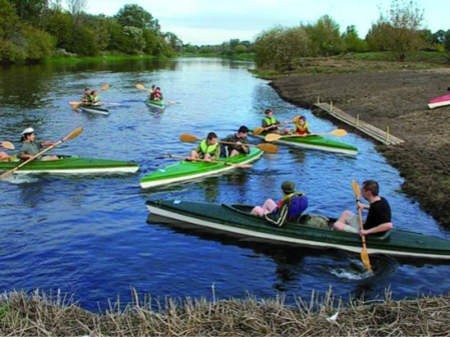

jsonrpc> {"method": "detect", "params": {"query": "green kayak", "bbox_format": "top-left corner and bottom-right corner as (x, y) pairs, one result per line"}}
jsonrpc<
(140, 148), (263, 189)
(147, 199), (450, 261)
(146, 99), (165, 109)
(0, 155), (139, 175)
(252, 132), (357, 155)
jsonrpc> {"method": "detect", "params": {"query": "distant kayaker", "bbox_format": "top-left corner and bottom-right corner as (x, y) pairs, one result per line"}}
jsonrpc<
(251, 180), (308, 227)
(333, 180), (393, 235)
(150, 86), (163, 101)
(18, 127), (59, 161)
(81, 87), (91, 103)
(188, 132), (221, 161)
(291, 115), (311, 136)
(89, 90), (100, 104)
(149, 85), (156, 99)
(221, 125), (250, 157)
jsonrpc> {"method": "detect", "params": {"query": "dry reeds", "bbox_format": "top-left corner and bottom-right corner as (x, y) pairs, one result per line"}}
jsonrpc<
(1, 288), (450, 336)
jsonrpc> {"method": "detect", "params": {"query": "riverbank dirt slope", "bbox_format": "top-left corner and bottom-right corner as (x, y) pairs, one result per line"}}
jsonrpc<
(271, 68), (450, 226)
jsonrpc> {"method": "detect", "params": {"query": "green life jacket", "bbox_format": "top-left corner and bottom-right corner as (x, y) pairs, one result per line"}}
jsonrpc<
(200, 140), (219, 155)
(263, 116), (277, 126)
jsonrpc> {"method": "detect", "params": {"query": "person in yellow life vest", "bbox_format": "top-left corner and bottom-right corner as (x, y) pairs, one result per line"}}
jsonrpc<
(261, 109), (289, 134)
(81, 87), (91, 103)
(88, 90), (100, 104)
(188, 132), (221, 161)
(292, 115), (311, 136)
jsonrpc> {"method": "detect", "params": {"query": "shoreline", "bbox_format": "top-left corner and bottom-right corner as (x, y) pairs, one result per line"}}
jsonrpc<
(270, 68), (450, 226)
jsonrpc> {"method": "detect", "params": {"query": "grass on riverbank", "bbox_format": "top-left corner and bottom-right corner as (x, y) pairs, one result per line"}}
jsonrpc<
(1, 289), (449, 336)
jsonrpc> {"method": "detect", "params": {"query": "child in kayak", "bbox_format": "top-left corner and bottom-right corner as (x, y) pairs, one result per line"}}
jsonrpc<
(291, 115), (311, 136)
(251, 181), (308, 227)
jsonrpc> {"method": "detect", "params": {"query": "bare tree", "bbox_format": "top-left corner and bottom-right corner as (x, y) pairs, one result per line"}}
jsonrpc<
(66, 0), (87, 16)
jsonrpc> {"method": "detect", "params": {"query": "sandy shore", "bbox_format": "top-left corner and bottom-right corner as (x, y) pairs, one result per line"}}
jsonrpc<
(270, 68), (450, 226)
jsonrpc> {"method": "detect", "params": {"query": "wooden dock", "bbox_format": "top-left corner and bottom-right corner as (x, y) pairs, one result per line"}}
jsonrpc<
(313, 101), (404, 145)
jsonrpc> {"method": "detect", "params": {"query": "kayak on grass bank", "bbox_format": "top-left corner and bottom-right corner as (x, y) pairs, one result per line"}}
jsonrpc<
(146, 199), (450, 261)
(140, 148), (263, 189)
(251, 132), (357, 156)
(0, 155), (139, 175)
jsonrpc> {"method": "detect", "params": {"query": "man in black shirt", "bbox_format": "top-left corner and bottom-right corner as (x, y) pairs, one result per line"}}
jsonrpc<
(333, 180), (393, 235)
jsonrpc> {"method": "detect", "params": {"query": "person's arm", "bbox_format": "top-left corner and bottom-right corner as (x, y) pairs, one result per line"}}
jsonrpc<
(361, 222), (393, 235)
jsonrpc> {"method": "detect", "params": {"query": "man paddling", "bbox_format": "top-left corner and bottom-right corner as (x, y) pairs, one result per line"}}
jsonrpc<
(221, 125), (250, 157)
(18, 127), (59, 161)
(333, 180), (393, 235)
(188, 132), (221, 161)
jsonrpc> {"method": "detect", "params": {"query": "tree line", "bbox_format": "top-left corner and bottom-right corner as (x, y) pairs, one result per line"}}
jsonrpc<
(254, 0), (450, 71)
(0, 0), (182, 63)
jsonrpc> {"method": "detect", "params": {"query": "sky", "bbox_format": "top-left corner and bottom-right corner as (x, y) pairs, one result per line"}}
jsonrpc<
(82, 0), (449, 45)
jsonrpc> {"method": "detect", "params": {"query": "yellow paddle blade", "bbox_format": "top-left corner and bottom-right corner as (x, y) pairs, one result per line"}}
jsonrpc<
(361, 248), (372, 271)
(253, 127), (265, 135)
(69, 101), (82, 110)
(136, 83), (146, 90)
(101, 83), (110, 91)
(1, 141), (14, 150)
(352, 179), (361, 200)
(329, 129), (347, 137)
(64, 127), (83, 141)
(257, 143), (278, 153)
(264, 133), (282, 142)
(179, 134), (201, 142)
(291, 115), (300, 123)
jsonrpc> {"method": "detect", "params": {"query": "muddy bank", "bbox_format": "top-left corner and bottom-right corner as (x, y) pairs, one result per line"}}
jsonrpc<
(271, 69), (450, 226)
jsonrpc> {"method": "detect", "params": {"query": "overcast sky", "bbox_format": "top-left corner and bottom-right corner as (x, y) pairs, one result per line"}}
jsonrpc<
(83, 0), (449, 45)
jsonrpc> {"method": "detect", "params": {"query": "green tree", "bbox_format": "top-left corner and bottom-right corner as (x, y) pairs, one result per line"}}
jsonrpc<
(115, 4), (159, 31)
(367, 0), (425, 60)
(342, 25), (367, 52)
(304, 15), (343, 56)
(9, 0), (48, 24)
(43, 8), (73, 50)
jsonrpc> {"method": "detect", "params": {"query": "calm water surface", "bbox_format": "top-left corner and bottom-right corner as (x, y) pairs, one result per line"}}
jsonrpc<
(0, 58), (449, 312)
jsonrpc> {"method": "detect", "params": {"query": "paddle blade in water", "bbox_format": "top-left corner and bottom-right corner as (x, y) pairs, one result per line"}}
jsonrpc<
(361, 247), (372, 271)
(136, 83), (146, 90)
(69, 101), (82, 110)
(253, 127), (264, 135)
(264, 133), (282, 142)
(179, 134), (201, 143)
(101, 83), (110, 91)
(257, 143), (278, 153)
(330, 129), (348, 137)
(1, 141), (14, 150)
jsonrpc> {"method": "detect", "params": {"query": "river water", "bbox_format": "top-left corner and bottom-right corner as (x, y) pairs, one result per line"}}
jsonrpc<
(0, 58), (449, 312)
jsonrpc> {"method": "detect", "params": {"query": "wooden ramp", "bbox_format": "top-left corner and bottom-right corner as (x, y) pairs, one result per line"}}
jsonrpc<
(313, 102), (404, 145)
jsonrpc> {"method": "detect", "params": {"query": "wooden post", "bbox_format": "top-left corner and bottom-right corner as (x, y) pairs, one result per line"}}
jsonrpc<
(356, 114), (360, 127)
(317, 96), (320, 104)
(386, 126), (390, 144)
(330, 101), (333, 112)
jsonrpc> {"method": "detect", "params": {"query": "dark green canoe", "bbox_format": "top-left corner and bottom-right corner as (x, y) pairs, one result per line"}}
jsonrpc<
(140, 148), (263, 189)
(146, 199), (450, 261)
(0, 155), (139, 175)
(79, 104), (110, 115)
(252, 132), (357, 155)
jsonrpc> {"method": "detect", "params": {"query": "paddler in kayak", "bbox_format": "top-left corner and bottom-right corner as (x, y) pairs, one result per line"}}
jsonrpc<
(18, 127), (59, 161)
(88, 90), (101, 105)
(290, 115), (311, 136)
(251, 180), (308, 227)
(188, 132), (221, 162)
(260, 108), (290, 134)
(333, 180), (393, 235)
(81, 87), (91, 103)
(221, 125), (250, 157)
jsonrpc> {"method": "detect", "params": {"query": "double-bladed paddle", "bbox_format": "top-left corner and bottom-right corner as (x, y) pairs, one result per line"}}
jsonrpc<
(1, 141), (14, 150)
(352, 179), (372, 272)
(179, 133), (278, 153)
(158, 153), (253, 168)
(0, 127), (83, 179)
(253, 116), (301, 135)
(264, 129), (348, 142)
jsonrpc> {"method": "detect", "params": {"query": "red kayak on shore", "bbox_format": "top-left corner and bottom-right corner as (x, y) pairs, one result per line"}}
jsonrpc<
(427, 93), (450, 109)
